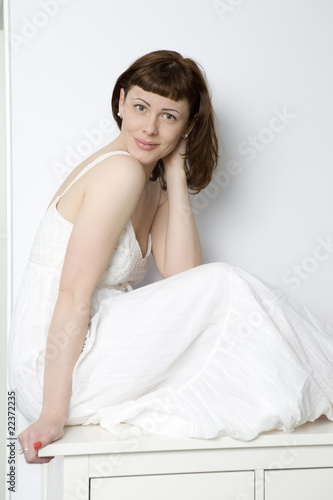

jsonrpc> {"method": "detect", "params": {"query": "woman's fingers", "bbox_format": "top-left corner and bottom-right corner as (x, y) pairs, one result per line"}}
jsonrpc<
(26, 431), (57, 463)
(163, 137), (187, 170)
(33, 440), (43, 450)
(18, 435), (37, 464)
(21, 436), (55, 464)
(17, 417), (64, 464)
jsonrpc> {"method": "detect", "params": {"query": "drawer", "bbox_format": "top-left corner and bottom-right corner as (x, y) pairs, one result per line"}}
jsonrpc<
(265, 467), (333, 500)
(90, 470), (254, 500)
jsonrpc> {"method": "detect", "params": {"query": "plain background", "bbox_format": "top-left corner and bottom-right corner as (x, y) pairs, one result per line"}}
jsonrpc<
(5, 0), (333, 498)
(1, 1), (7, 497)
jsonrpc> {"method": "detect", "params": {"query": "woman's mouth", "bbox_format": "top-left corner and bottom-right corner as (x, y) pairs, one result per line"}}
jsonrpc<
(134, 138), (159, 151)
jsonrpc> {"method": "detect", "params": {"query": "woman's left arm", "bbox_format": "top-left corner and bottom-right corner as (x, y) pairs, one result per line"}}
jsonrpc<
(151, 139), (202, 278)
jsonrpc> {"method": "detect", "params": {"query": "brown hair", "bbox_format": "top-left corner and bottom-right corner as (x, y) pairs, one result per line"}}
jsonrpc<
(111, 50), (218, 193)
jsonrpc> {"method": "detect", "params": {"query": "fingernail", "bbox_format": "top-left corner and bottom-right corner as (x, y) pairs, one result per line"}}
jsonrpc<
(33, 441), (42, 450)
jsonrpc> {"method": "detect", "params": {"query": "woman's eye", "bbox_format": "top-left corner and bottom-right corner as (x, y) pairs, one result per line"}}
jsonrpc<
(135, 105), (146, 112)
(163, 113), (176, 121)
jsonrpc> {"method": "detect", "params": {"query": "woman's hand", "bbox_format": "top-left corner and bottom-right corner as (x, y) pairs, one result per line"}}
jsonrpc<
(17, 414), (65, 464)
(163, 137), (187, 173)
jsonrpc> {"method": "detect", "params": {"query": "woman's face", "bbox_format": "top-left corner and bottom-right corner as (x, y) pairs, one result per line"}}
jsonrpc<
(118, 85), (191, 168)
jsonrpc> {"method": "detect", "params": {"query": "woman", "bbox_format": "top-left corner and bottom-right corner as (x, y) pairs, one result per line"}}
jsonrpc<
(10, 50), (333, 464)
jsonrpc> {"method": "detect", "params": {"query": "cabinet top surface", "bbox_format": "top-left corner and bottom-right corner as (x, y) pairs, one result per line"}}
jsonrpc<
(39, 416), (333, 457)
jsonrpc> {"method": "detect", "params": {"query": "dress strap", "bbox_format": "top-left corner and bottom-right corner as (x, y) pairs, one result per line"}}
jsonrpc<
(57, 151), (131, 201)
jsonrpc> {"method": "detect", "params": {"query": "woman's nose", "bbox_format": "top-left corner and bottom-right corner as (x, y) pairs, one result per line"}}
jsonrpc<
(143, 115), (158, 136)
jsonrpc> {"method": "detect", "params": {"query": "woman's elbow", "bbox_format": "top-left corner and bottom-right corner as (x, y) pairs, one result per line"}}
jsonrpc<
(57, 286), (92, 313)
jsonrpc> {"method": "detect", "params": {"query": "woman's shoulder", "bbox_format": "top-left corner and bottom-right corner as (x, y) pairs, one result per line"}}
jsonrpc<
(91, 150), (145, 185)
(76, 143), (140, 171)
(58, 147), (142, 189)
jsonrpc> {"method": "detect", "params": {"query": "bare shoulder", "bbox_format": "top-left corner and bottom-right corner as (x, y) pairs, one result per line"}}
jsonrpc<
(94, 153), (146, 184)
(83, 153), (146, 197)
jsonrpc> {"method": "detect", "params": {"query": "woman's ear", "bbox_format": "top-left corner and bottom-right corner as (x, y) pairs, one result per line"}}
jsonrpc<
(185, 113), (199, 137)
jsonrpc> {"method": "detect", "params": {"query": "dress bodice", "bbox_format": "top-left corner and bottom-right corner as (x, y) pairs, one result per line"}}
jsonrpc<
(28, 151), (151, 290)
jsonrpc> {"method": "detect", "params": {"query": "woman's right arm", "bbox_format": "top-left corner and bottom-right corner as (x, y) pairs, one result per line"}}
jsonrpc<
(18, 155), (146, 464)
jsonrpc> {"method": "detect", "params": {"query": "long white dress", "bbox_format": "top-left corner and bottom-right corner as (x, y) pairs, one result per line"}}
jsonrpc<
(9, 151), (333, 441)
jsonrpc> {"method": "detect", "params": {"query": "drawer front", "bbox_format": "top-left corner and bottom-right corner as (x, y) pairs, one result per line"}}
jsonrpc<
(265, 467), (333, 500)
(90, 470), (254, 500)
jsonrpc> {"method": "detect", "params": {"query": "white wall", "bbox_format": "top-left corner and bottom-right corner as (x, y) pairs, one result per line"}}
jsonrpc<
(1, 23), (7, 500)
(7, 0), (333, 498)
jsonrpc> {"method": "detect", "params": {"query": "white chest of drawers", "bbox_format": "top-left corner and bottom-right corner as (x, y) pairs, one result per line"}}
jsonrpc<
(40, 416), (333, 500)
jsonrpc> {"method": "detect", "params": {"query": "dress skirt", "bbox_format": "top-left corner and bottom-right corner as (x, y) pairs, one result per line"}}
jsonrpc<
(10, 262), (333, 441)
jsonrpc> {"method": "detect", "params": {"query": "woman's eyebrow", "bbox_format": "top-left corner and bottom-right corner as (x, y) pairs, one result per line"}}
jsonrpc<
(132, 97), (182, 116)
(162, 107), (182, 116)
(132, 97), (151, 107)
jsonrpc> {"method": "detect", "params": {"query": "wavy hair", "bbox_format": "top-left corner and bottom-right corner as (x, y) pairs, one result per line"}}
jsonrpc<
(111, 50), (218, 193)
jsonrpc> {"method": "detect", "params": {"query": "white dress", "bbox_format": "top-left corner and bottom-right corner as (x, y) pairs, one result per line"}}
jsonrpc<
(9, 151), (333, 441)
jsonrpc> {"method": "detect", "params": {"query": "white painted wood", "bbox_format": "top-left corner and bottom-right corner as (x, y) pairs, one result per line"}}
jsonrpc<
(38, 417), (333, 500)
(42, 463), (50, 500)
(265, 468), (333, 500)
(39, 416), (333, 457)
(62, 455), (89, 500)
(87, 446), (333, 478)
(90, 471), (254, 500)
(42, 457), (64, 500)
(255, 469), (264, 500)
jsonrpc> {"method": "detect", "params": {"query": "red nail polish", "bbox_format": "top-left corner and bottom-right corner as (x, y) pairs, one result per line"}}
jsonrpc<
(34, 441), (42, 450)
